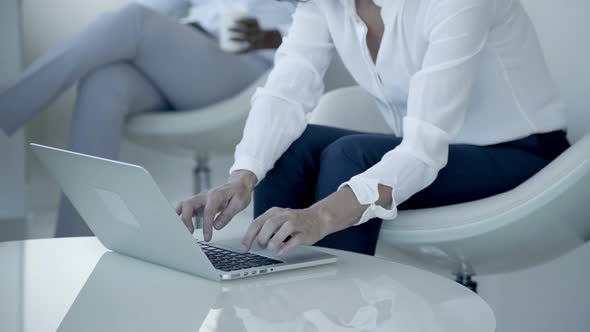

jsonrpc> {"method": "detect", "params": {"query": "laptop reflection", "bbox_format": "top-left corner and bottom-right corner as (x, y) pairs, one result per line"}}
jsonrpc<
(57, 252), (220, 332)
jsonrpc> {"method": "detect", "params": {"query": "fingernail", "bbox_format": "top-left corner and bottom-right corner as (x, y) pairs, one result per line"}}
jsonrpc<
(214, 222), (222, 229)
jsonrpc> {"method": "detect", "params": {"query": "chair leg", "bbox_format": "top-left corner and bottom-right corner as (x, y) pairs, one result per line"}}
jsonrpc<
(193, 155), (211, 229)
(193, 155), (211, 194)
(455, 273), (478, 293)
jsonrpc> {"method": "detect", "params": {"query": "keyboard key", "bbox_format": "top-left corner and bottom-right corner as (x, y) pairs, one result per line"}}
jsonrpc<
(197, 241), (283, 272)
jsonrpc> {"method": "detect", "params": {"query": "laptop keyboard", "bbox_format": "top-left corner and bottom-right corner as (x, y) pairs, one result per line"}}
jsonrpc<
(198, 242), (283, 272)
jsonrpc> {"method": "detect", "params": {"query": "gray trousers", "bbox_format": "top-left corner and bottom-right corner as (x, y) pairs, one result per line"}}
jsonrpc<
(0, 3), (270, 237)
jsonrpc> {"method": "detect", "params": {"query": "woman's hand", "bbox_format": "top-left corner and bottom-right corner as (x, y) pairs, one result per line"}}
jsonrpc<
(229, 18), (282, 53)
(176, 170), (257, 241)
(242, 185), (394, 256)
(242, 206), (332, 256)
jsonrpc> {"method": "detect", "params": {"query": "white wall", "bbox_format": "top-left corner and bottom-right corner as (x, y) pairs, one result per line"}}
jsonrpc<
(0, 0), (26, 220)
(520, 0), (590, 142)
(478, 1), (590, 331)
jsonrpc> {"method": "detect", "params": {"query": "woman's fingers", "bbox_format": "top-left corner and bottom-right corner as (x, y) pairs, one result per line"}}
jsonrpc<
(229, 19), (261, 46)
(242, 208), (293, 250)
(267, 220), (296, 252)
(228, 26), (256, 36)
(229, 35), (249, 43)
(242, 217), (266, 251)
(228, 28), (259, 48)
(242, 208), (280, 249)
(242, 207), (320, 255)
(177, 194), (208, 234)
(180, 201), (196, 234)
(229, 22), (259, 37)
(213, 197), (243, 230)
(202, 192), (225, 242)
(256, 215), (289, 249)
(235, 18), (259, 31)
(278, 234), (304, 256)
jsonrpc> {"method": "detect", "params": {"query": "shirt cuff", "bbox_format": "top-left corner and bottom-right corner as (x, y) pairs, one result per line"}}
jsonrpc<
(338, 176), (398, 226)
(229, 156), (267, 185)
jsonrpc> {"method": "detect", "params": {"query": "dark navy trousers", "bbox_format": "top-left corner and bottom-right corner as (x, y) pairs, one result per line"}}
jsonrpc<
(254, 125), (570, 256)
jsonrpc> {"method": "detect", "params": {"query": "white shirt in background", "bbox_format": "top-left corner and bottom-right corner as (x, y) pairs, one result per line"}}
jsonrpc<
(230, 0), (568, 225)
(136, 0), (295, 61)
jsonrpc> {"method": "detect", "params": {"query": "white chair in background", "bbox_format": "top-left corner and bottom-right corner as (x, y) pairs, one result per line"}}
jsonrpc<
(310, 86), (590, 292)
(125, 72), (270, 194)
(124, 53), (357, 195)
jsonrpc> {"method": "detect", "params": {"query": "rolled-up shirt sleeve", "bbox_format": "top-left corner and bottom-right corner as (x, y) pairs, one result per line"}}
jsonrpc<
(230, 3), (335, 182)
(342, 0), (495, 225)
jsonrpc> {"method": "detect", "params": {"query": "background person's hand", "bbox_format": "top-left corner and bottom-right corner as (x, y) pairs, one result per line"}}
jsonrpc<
(229, 18), (282, 53)
(176, 170), (257, 241)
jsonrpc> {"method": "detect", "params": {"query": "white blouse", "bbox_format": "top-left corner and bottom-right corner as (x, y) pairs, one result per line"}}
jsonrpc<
(230, 0), (568, 225)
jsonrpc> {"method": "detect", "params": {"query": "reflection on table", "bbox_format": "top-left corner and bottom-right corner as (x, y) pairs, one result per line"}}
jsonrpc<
(57, 249), (491, 332)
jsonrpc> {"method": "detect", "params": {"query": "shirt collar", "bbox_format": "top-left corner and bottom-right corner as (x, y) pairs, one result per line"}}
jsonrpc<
(343, 0), (405, 28)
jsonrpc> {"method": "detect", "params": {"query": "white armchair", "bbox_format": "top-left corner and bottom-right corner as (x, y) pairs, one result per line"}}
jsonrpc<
(310, 86), (590, 291)
(309, 0), (590, 293)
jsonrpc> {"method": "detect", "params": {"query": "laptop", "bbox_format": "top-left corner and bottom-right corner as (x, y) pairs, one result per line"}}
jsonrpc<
(31, 143), (337, 281)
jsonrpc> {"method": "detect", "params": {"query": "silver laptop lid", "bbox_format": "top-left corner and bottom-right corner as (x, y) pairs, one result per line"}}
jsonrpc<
(31, 143), (220, 280)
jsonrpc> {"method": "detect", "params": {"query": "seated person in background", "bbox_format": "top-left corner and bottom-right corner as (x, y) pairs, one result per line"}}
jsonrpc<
(0, 0), (295, 237)
(177, 0), (570, 256)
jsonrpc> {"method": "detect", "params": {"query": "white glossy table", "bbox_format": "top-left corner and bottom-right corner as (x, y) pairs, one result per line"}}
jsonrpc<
(0, 238), (495, 332)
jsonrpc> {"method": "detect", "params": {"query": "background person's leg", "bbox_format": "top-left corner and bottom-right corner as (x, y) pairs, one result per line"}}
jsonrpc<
(125, 5), (269, 109)
(55, 63), (168, 238)
(0, 4), (160, 134)
(2, 5), (268, 237)
(254, 125), (362, 218)
(312, 133), (566, 255)
(53, 15), (271, 237)
(0, 3), (268, 135)
(70, 63), (169, 160)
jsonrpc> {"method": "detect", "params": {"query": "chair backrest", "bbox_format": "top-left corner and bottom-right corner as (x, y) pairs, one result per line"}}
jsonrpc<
(519, 0), (589, 142)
